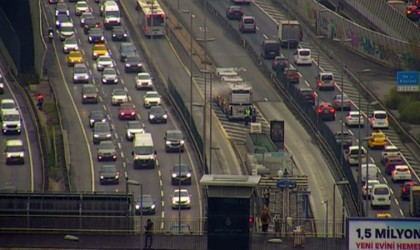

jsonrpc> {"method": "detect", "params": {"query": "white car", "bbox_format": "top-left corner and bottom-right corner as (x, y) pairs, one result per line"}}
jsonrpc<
(392, 165), (412, 182)
(135, 73), (153, 90)
(2, 110), (22, 135)
(171, 189), (191, 209)
(143, 91), (161, 108)
(111, 88), (128, 106)
(381, 145), (401, 164)
(1, 99), (17, 115)
(345, 111), (365, 127)
(362, 179), (380, 199)
(75, 1), (90, 16)
(59, 21), (75, 41)
(73, 63), (90, 83)
(97, 55), (114, 71)
(370, 110), (389, 129)
(62, 36), (79, 54)
(317, 72), (335, 91)
(345, 146), (367, 165)
(293, 48), (312, 65)
(125, 121), (145, 141)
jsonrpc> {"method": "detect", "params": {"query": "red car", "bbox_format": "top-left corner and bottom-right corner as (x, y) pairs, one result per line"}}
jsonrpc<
(118, 103), (136, 120)
(226, 6), (244, 20)
(317, 102), (335, 121)
(384, 156), (406, 175)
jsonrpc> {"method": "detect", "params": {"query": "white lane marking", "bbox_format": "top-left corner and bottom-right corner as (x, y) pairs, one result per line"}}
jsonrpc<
(395, 199), (399, 206)
(115, 133), (119, 140)
(399, 209), (404, 216)
(124, 87), (128, 92)
(92, 78), (96, 85)
(298, 72), (303, 77)
(120, 151), (124, 158)
(161, 190), (164, 197)
(262, 33), (268, 40)
(304, 80), (310, 87)
(111, 123), (115, 131)
(121, 79), (124, 85)
(117, 142), (122, 149)
(122, 162), (126, 169)
(98, 96), (103, 102)
(160, 179), (163, 187)
(107, 114), (111, 120)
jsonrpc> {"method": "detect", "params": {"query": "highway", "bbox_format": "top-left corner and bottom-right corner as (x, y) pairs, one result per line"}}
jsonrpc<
(203, 0), (414, 217)
(42, 0), (202, 229)
(0, 65), (42, 192)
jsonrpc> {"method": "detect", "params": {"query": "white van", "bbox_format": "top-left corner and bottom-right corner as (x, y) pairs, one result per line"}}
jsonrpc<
(370, 110), (389, 129)
(132, 133), (156, 169)
(102, 1), (121, 29)
(361, 163), (379, 184)
(371, 184), (391, 209)
(293, 48), (312, 65)
(345, 146), (367, 166)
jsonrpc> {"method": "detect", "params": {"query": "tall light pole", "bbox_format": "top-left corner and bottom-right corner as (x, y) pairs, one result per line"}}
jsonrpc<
(333, 180), (349, 241)
(178, 148), (182, 230)
(127, 179), (142, 250)
(315, 9), (327, 126)
(321, 200), (329, 249)
(357, 69), (371, 215)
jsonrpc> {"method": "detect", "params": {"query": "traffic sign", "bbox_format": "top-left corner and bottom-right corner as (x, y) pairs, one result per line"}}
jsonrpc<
(396, 71), (420, 92)
(277, 178), (297, 189)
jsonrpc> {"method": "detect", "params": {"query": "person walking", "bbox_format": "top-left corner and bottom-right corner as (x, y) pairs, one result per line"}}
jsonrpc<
(251, 106), (257, 122)
(36, 93), (44, 111)
(144, 219), (153, 249)
(261, 206), (271, 233)
(244, 106), (251, 126)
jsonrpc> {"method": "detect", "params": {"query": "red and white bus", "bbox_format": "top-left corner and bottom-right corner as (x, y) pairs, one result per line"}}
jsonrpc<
(136, 0), (166, 37)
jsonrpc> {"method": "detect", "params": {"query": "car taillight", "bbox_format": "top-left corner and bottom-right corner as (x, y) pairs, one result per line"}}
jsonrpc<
(121, 112), (125, 115)
(317, 80), (321, 87)
(131, 112), (135, 115)
(329, 109), (335, 113)
(408, 170), (411, 174)
(403, 187), (407, 193)
(310, 93), (315, 100)
(317, 109), (323, 113)
(83, 95), (87, 99)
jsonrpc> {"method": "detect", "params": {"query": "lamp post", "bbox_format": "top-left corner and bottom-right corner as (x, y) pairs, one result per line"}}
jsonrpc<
(333, 180), (349, 241)
(321, 200), (329, 249)
(181, 10), (195, 127)
(64, 235), (80, 249)
(126, 179), (143, 250)
(357, 69), (371, 215)
(315, 9), (327, 125)
(178, 148), (182, 230)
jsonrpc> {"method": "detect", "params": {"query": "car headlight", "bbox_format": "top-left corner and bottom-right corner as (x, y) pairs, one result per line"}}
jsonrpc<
(151, 204), (155, 209)
(124, 34), (127, 37)
(102, 78), (107, 82)
(93, 52), (98, 56)
(114, 78), (119, 82)
(94, 134), (99, 138)
(135, 156), (141, 160)
(149, 155), (155, 160)
(115, 175), (119, 179)
(186, 173), (191, 177)
(186, 199), (190, 204)
(135, 204), (140, 209)
(149, 115), (155, 119)
(56, 21), (59, 26)
(180, 140), (185, 144)
(125, 64), (130, 67)
(101, 36), (104, 40)
(7, 153), (12, 158)
(137, 64), (142, 67)
(172, 173), (177, 178)
(55, 10), (59, 15)
(17, 123), (21, 128)
(166, 141), (171, 145)
(163, 114), (168, 119)
(100, 176), (104, 179)
(112, 34), (116, 37)
(106, 134), (111, 137)
(0, 83), (4, 88)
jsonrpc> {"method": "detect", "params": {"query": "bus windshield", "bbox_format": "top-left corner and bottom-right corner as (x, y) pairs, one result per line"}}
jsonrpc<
(147, 14), (164, 26)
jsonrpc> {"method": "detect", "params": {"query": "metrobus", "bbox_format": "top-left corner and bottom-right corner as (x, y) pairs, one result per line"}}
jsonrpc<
(136, 0), (166, 37)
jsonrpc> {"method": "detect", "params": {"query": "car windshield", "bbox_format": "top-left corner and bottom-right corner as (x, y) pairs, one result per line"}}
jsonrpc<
(374, 187), (389, 195)
(396, 167), (409, 172)
(173, 164), (188, 173)
(374, 113), (387, 119)
(101, 165), (116, 173)
(90, 111), (104, 119)
(77, 2), (88, 8)
(243, 18), (254, 24)
(113, 89), (126, 96)
(151, 107), (164, 114)
(65, 37), (76, 44)
(299, 50), (310, 56)
(99, 142), (114, 150)
(137, 74), (150, 80)
(174, 190), (189, 197)
(71, 52), (82, 57)
(134, 146), (154, 155)
(386, 148), (399, 153)
(122, 44), (136, 53)
(140, 195), (153, 204)
(84, 87), (97, 94)
(85, 19), (96, 26)
(3, 114), (20, 121)
(321, 75), (333, 81)
(6, 145), (23, 152)
(74, 66), (87, 73)
(105, 10), (120, 18)
(128, 122), (142, 129)
(127, 56), (140, 63)
(168, 131), (183, 139)
(120, 104), (134, 110)
(61, 25), (73, 32)
(113, 27), (125, 33)
(104, 68), (116, 75)
(95, 124), (110, 132)
(99, 57), (111, 63)
(2, 103), (16, 109)
(95, 45), (106, 50)
(147, 92), (160, 98)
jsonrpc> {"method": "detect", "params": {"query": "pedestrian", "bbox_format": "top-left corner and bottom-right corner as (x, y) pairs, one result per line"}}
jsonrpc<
(244, 106), (251, 126)
(261, 206), (271, 233)
(263, 189), (270, 207)
(36, 93), (44, 111)
(251, 106), (257, 122)
(144, 219), (153, 249)
(283, 168), (289, 177)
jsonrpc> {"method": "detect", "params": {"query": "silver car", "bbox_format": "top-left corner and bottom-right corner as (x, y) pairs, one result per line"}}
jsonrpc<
(62, 36), (79, 54)
(102, 68), (119, 84)
(332, 94), (351, 111)
(73, 64), (90, 83)
(97, 55), (114, 71)
(125, 121), (145, 141)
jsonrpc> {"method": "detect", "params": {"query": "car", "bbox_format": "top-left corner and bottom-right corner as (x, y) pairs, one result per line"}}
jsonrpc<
(88, 110), (106, 128)
(111, 26), (128, 41)
(371, 184), (391, 209)
(81, 84), (98, 104)
(401, 181), (418, 200)
(96, 55), (114, 71)
(239, 15), (256, 33)
(284, 67), (299, 84)
(73, 63), (90, 83)
(226, 6), (244, 20)
(124, 55), (143, 73)
(83, 17), (98, 34)
(118, 103), (136, 120)
(362, 179), (380, 199)
(171, 189), (191, 209)
(148, 106), (168, 124)
(5, 139), (25, 165)
(119, 42), (137, 62)
(111, 88), (128, 106)
(334, 130), (352, 149)
(376, 212), (392, 219)
(298, 88), (315, 105)
(261, 40), (280, 59)
(406, 5), (420, 21)
(272, 55), (289, 72)
(67, 50), (84, 66)
(92, 43), (109, 60)
(55, 13), (71, 29)
(55, 2), (69, 16)
(2, 110), (22, 135)
(0, 73), (3, 94)
(169, 224), (192, 235)
(99, 164), (119, 185)
(62, 36), (79, 54)
(171, 164), (192, 185)
(332, 94), (351, 111)
(381, 145), (401, 164)
(317, 102), (335, 121)
(59, 21), (75, 41)
(344, 111), (365, 127)
(384, 156), (406, 175)
(79, 12), (94, 27)
(345, 146), (367, 166)
(75, 1), (90, 16)
(93, 121), (112, 144)
(135, 194), (156, 215)
(294, 48), (312, 66)
(1, 99), (17, 115)
(143, 91), (162, 108)
(88, 28), (105, 44)
(135, 73), (153, 90)
(165, 130), (185, 152)
(317, 72), (335, 90)
(370, 110), (389, 129)
(392, 165), (412, 182)
(367, 130), (387, 149)
(97, 140), (117, 161)
(125, 121), (145, 141)
(102, 68), (119, 84)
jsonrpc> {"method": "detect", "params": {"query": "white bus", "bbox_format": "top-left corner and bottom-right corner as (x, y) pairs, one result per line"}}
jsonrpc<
(136, 0), (166, 37)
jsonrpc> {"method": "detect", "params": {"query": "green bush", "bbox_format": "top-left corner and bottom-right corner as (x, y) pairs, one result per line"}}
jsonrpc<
(400, 101), (420, 124)
(384, 87), (417, 111)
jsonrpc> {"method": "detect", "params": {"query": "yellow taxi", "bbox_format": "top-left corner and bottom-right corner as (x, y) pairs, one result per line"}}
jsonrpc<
(367, 130), (387, 149)
(92, 43), (108, 60)
(376, 212), (392, 218)
(67, 50), (84, 66)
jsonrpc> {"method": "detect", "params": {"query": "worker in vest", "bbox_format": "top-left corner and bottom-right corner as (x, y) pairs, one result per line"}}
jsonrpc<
(36, 93), (44, 111)
(244, 106), (251, 126)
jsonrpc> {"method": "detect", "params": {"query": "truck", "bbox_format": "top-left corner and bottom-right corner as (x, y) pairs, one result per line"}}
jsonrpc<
(215, 68), (253, 121)
(277, 20), (302, 48)
(410, 186), (420, 217)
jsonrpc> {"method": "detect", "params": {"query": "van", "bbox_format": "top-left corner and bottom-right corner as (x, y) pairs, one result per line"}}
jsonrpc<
(345, 146), (367, 166)
(132, 133), (157, 169)
(370, 110), (389, 129)
(101, 1), (121, 29)
(261, 40), (280, 59)
(293, 48), (312, 65)
(371, 184), (391, 209)
(361, 163), (379, 184)
(1, 110), (22, 135)
(5, 139), (25, 165)
(239, 15), (256, 33)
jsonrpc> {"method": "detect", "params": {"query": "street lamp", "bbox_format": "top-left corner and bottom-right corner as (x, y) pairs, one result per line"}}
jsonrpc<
(321, 200), (329, 249)
(126, 178), (143, 250)
(357, 69), (371, 215)
(333, 180), (349, 240)
(315, 9), (327, 126)
(64, 235), (80, 249)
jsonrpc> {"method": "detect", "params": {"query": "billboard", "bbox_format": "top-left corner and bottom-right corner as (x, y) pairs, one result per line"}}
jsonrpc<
(347, 218), (420, 250)
(396, 71), (420, 92)
(270, 120), (284, 143)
